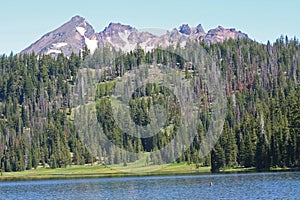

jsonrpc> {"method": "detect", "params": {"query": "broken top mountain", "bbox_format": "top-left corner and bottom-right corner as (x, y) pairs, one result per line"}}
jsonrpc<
(21, 15), (249, 56)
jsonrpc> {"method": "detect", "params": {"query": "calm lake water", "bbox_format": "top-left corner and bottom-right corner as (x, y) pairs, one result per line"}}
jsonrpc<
(1, 172), (299, 200)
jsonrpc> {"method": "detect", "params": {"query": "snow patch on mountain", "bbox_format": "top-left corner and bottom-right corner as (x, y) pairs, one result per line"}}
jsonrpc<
(52, 42), (68, 48)
(123, 43), (137, 52)
(139, 38), (154, 52)
(76, 27), (86, 37)
(47, 49), (62, 55)
(118, 30), (130, 42)
(76, 26), (98, 54)
(85, 37), (98, 54)
(117, 30), (135, 51)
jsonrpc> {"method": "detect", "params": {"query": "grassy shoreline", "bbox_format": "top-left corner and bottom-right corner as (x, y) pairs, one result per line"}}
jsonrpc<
(0, 163), (298, 182)
(0, 163), (209, 181)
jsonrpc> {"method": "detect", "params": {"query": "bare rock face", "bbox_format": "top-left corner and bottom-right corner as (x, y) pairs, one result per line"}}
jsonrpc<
(102, 23), (134, 36)
(195, 24), (205, 34)
(97, 22), (156, 51)
(21, 16), (249, 56)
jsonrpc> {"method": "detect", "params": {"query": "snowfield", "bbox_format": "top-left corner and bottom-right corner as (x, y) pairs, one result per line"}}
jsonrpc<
(46, 49), (62, 55)
(76, 26), (98, 54)
(76, 27), (86, 37)
(118, 30), (137, 52)
(52, 42), (68, 48)
(85, 38), (98, 54)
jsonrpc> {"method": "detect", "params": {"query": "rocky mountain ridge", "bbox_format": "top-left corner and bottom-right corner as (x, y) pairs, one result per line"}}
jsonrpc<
(21, 15), (249, 56)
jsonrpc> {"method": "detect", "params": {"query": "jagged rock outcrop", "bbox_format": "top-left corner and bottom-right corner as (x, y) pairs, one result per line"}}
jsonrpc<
(179, 24), (192, 35)
(205, 26), (248, 44)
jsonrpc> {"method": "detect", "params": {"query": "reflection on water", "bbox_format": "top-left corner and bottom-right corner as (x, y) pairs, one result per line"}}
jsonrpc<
(1, 172), (299, 199)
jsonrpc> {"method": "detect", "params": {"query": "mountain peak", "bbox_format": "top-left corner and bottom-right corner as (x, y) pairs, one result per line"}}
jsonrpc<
(21, 15), (95, 56)
(103, 23), (135, 34)
(70, 15), (86, 22)
(179, 24), (191, 35)
(179, 24), (205, 35)
(195, 24), (205, 34)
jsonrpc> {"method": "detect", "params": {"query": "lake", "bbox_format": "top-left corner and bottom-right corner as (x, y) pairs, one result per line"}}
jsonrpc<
(1, 172), (299, 199)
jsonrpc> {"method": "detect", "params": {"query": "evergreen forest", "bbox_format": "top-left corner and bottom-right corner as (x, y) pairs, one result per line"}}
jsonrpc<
(0, 37), (299, 172)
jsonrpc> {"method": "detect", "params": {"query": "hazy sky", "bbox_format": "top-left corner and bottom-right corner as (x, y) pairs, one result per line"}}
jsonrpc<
(1, 0), (299, 54)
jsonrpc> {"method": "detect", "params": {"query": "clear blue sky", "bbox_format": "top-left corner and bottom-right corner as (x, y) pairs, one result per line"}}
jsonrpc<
(1, 0), (299, 55)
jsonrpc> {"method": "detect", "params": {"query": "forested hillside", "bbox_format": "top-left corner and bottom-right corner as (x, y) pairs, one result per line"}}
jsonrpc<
(0, 37), (299, 172)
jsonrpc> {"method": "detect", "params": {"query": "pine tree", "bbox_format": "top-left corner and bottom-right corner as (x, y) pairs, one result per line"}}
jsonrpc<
(211, 142), (225, 172)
